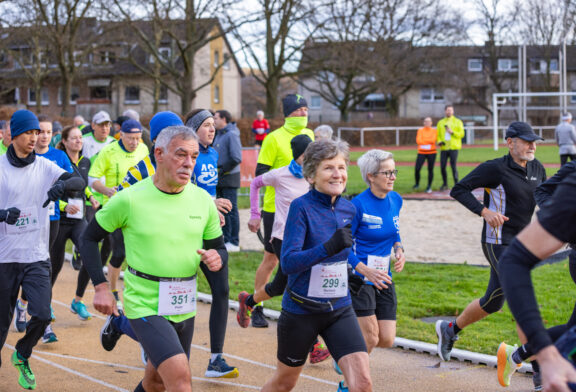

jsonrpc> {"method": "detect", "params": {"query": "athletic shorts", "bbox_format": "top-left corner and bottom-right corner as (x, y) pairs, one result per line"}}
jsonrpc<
(351, 281), (397, 320)
(129, 315), (195, 368)
(262, 211), (275, 253)
(277, 305), (366, 367)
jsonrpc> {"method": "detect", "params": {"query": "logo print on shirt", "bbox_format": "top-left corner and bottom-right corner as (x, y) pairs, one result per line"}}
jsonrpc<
(393, 216), (400, 230)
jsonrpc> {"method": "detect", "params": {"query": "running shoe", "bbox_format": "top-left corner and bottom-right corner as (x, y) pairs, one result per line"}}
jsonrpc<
(497, 342), (521, 387)
(225, 242), (240, 252)
(50, 305), (55, 322)
(533, 371), (542, 391)
(14, 299), (27, 332)
(333, 358), (343, 375)
(435, 320), (458, 361)
(251, 305), (269, 328)
(237, 291), (252, 328)
(71, 248), (82, 271)
(337, 381), (349, 392)
(412, 184), (420, 190)
(426, 187), (432, 194)
(100, 314), (122, 351)
(204, 355), (239, 378)
(12, 350), (36, 390)
(42, 325), (58, 344)
(309, 341), (330, 364)
(70, 299), (92, 321)
(440, 185), (449, 191)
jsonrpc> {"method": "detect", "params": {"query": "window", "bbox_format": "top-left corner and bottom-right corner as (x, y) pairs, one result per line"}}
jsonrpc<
(213, 50), (219, 68)
(530, 58), (559, 74)
(58, 86), (80, 105)
(214, 85), (220, 103)
(310, 95), (322, 109)
(124, 86), (140, 104)
(150, 47), (171, 64)
(28, 88), (49, 106)
(468, 58), (482, 72)
(497, 58), (518, 72)
(90, 86), (111, 100)
(222, 53), (231, 70)
(159, 85), (168, 104)
(73, 51), (83, 66)
(98, 50), (116, 65)
(420, 88), (444, 102)
(571, 93), (576, 104)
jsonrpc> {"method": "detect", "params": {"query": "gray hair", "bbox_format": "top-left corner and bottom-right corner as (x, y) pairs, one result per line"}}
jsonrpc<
(314, 125), (333, 141)
(562, 112), (572, 121)
(122, 109), (140, 121)
(256, 110), (264, 117)
(357, 149), (394, 185)
(303, 139), (350, 180)
(155, 125), (198, 152)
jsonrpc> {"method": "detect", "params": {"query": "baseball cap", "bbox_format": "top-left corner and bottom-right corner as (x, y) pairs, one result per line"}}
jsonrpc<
(505, 122), (543, 142)
(92, 111), (111, 125)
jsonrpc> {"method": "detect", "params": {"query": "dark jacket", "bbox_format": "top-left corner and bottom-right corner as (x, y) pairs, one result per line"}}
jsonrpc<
(213, 122), (242, 188)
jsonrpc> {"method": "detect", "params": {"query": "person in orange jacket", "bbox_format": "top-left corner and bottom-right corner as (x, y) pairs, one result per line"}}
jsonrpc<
(413, 117), (437, 193)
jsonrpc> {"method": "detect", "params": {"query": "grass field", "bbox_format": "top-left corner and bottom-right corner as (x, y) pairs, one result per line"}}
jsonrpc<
(198, 252), (575, 356)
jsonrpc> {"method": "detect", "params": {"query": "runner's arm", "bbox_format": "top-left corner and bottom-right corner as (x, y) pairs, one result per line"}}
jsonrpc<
(255, 163), (271, 176)
(450, 161), (501, 216)
(79, 218), (111, 286)
(203, 235), (227, 266)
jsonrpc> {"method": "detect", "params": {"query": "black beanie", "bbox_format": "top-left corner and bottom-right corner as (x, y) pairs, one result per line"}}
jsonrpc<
(283, 94), (308, 117)
(291, 134), (312, 160)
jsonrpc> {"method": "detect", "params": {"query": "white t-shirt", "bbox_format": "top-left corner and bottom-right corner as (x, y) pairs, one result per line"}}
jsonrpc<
(82, 134), (115, 160)
(0, 155), (65, 263)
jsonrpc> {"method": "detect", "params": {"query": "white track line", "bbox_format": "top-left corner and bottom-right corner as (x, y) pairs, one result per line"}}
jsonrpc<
(5, 344), (129, 392)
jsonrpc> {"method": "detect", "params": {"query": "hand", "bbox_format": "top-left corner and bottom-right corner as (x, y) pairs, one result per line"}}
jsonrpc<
(248, 218), (261, 233)
(89, 196), (100, 211)
(0, 207), (21, 225)
(197, 249), (222, 272)
(445, 125), (453, 134)
(65, 203), (80, 215)
(394, 249), (406, 273)
(218, 211), (225, 227)
(214, 198), (232, 214)
(537, 345), (576, 392)
(43, 180), (66, 207)
(355, 263), (391, 290)
(323, 224), (353, 256)
(103, 187), (117, 198)
(93, 282), (119, 316)
(481, 208), (509, 228)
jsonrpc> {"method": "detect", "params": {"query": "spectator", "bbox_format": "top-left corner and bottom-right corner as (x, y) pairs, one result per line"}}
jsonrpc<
(251, 110), (270, 147)
(414, 117), (437, 193)
(437, 105), (464, 191)
(555, 112), (576, 166)
(213, 110), (242, 252)
(0, 120), (9, 156)
(314, 124), (334, 141)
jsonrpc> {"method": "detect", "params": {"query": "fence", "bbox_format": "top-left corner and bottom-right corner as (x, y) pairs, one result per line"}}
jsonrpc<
(337, 125), (557, 148)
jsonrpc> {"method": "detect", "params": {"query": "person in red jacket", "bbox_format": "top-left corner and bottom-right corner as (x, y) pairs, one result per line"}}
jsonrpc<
(252, 110), (270, 147)
(413, 117), (437, 193)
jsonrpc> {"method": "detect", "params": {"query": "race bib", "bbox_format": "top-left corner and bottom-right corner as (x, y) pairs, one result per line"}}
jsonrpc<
(444, 131), (451, 141)
(308, 261), (348, 298)
(256, 128), (265, 135)
(420, 144), (432, 150)
(157, 278), (197, 316)
(48, 201), (55, 216)
(6, 207), (39, 235)
(66, 198), (84, 220)
(366, 255), (390, 279)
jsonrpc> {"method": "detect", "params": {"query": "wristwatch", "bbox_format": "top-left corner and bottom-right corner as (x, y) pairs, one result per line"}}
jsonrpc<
(393, 244), (404, 253)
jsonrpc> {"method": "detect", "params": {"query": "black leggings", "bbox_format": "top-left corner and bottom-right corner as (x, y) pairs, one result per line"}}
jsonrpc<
(49, 220), (88, 293)
(440, 150), (459, 186)
(100, 229), (125, 268)
(414, 154), (436, 188)
(264, 238), (287, 298)
(200, 251), (229, 354)
(479, 242), (506, 314)
(561, 154), (576, 166)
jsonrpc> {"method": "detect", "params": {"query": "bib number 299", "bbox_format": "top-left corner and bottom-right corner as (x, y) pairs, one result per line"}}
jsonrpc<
(322, 278), (339, 288)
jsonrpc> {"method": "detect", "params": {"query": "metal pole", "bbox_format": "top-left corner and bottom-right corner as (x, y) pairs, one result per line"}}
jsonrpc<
(523, 45), (527, 122)
(493, 94), (499, 151)
(361, 128), (364, 147)
(395, 128), (399, 146)
(563, 39), (568, 112)
(518, 46), (522, 120)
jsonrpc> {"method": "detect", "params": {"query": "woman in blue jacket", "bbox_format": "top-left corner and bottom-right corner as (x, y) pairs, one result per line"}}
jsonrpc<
(260, 139), (372, 392)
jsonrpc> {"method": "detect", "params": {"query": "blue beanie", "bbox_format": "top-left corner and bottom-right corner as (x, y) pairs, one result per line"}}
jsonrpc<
(283, 94), (308, 117)
(10, 110), (40, 138)
(150, 111), (183, 141)
(121, 118), (142, 134)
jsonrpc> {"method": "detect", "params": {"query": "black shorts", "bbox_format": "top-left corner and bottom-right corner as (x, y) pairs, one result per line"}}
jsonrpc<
(277, 305), (366, 367)
(351, 280), (397, 320)
(262, 211), (275, 253)
(129, 315), (195, 368)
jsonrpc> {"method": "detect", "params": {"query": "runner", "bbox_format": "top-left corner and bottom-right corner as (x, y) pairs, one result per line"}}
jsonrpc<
(237, 135), (330, 364)
(88, 118), (148, 307)
(252, 94), (315, 328)
(436, 122), (546, 363)
(104, 111), (238, 379)
(0, 109), (84, 390)
(497, 160), (576, 390)
(260, 139), (372, 392)
(14, 115), (74, 343)
(81, 111), (115, 161)
(341, 150), (404, 386)
(499, 169), (576, 392)
(80, 125), (225, 392)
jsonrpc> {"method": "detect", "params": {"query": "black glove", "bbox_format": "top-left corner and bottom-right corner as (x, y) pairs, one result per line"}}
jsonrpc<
(43, 180), (66, 208)
(0, 207), (21, 225)
(323, 224), (353, 256)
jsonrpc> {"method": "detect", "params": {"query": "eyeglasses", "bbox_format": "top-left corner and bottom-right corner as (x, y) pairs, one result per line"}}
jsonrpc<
(376, 170), (398, 178)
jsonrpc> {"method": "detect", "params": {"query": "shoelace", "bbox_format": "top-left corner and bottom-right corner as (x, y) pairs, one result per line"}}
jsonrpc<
(16, 358), (34, 382)
(446, 335), (459, 351)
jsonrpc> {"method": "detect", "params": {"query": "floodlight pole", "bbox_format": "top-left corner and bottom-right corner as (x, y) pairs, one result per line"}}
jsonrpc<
(493, 94), (499, 151)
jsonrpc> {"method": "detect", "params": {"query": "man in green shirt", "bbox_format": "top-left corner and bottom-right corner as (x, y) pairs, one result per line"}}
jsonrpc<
(0, 121), (10, 156)
(80, 125), (225, 392)
(249, 94), (315, 328)
(437, 105), (465, 191)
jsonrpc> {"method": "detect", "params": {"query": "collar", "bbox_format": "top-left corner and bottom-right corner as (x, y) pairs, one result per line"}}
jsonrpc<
(6, 144), (35, 167)
(310, 188), (340, 207)
(199, 143), (211, 153)
(118, 139), (129, 153)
